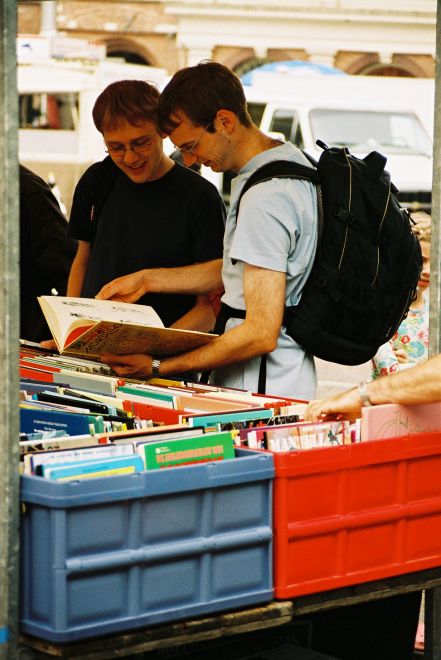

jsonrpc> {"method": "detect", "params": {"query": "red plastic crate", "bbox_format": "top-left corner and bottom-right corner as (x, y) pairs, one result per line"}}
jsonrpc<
(271, 430), (441, 599)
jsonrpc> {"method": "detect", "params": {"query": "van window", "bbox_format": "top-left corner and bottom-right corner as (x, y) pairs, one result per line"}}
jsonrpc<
(309, 109), (431, 156)
(247, 102), (266, 127)
(19, 93), (79, 130)
(269, 109), (304, 148)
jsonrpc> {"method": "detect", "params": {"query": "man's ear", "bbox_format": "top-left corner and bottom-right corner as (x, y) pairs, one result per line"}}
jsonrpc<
(215, 109), (237, 133)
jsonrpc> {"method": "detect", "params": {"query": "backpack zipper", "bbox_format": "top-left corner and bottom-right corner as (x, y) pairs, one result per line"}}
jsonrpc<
(371, 181), (391, 286)
(338, 151), (351, 269)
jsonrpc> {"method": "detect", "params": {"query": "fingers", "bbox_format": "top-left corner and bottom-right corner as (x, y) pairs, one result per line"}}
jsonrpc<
(95, 283), (116, 300)
(40, 339), (57, 350)
(304, 400), (329, 422)
(100, 354), (151, 378)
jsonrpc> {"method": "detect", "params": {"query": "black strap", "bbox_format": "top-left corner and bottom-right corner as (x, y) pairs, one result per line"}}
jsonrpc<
(235, 159), (321, 221)
(88, 157), (119, 245)
(199, 303), (267, 394)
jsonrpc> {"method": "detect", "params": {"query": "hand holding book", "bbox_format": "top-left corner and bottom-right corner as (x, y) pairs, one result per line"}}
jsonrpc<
(100, 352), (154, 379)
(38, 296), (217, 360)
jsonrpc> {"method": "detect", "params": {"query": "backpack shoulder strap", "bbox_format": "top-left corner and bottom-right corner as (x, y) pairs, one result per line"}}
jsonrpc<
(236, 158), (321, 218)
(84, 156), (119, 244)
(88, 156), (118, 224)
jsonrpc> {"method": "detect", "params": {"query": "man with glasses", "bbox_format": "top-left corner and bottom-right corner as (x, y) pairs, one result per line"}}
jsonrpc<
(97, 63), (318, 399)
(64, 79), (225, 332)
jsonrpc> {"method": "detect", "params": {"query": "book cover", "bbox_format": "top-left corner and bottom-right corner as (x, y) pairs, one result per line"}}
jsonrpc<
(361, 402), (441, 442)
(20, 434), (108, 455)
(20, 405), (104, 436)
(42, 455), (145, 481)
(38, 296), (217, 359)
(265, 420), (351, 452)
(141, 431), (235, 470)
(52, 370), (123, 396)
(26, 442), (135, 476)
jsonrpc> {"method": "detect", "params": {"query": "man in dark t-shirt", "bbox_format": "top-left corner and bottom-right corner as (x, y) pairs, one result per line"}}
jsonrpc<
(66, 80), (225, 331)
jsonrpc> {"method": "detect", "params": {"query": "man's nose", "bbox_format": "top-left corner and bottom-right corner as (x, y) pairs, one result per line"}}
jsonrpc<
(182, 152), (198, 167)
(123, 147), (138, 163)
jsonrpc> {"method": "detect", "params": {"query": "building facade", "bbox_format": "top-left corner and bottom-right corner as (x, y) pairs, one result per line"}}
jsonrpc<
(18, 0), (436, 77)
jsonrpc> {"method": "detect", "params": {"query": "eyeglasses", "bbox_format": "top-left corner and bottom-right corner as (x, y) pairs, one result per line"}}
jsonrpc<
(177, 123), (213, 155)
(104, 135), (152, 158)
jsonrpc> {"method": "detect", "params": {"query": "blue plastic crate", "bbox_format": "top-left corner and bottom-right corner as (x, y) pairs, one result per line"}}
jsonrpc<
(20, 449), (274, 642)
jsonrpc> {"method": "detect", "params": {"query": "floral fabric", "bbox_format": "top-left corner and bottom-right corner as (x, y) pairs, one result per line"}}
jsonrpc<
(371, 293), (429, 379)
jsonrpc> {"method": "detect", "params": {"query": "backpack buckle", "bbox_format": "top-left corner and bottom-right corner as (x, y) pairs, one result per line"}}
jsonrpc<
(336, 207), (353, 225)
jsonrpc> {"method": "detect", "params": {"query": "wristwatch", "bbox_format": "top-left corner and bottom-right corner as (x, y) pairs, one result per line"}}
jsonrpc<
(358, 380), (373, 407)
(151, 358), (161, 376)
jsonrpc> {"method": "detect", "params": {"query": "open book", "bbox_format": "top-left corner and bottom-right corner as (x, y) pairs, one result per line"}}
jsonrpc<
(38, 296), (217, 358)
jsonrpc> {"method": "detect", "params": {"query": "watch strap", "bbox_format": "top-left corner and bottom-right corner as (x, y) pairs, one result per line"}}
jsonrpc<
(358, 380), (372, 407)
(151, 358), (161, 376)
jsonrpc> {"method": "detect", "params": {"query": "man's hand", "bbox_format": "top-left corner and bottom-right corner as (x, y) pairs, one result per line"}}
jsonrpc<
(40, 339), (57, 351)
(304, 386), (362, 422)
(96, 270), (148, 303)
(101, 353), (153, 378)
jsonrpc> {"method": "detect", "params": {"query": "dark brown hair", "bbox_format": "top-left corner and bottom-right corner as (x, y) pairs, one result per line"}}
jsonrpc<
(157, 61), (252, 134)
(92, 80), (160, 134)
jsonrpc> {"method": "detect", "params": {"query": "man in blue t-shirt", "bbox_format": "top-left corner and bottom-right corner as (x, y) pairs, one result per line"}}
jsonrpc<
(66, 79), (225, 331)
(96, 63), (318, 399)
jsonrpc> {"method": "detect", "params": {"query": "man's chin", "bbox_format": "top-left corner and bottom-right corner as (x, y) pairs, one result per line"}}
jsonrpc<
(123, 164), (149, 182)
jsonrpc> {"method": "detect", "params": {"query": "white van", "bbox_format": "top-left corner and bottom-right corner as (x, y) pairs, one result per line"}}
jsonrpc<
(238, 73), (434, 211)
(18, 56), (168, 213)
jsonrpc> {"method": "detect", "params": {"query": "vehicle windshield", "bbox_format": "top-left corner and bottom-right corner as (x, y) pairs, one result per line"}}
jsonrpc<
(309, 109), (432, 156)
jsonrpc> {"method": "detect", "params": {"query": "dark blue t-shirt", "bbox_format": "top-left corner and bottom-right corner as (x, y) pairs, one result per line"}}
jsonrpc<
(69, 160), (225, 327)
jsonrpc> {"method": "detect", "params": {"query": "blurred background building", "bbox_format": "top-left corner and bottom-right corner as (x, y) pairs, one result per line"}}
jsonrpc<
(18, 0), (436, 78)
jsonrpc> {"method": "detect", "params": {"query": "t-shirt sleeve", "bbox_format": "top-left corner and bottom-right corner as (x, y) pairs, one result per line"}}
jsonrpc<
(229, 179), (308, 272)
(68, 163), (102, 242)
(188, 183), (226, 263)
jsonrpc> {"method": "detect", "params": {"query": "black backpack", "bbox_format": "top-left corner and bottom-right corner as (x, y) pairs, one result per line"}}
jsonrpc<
(231, 141), (423, 368)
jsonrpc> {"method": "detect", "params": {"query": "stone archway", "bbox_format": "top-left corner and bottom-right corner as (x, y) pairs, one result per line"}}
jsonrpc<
(104, 38), (158, 67)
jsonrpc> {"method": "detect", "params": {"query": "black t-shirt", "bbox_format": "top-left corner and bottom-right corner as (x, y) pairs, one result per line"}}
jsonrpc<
(68, 160), (226, 327)
(19, 165), (77, 341)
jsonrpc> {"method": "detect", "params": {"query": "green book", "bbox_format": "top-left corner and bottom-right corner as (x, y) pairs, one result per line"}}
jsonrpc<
(141, 431), (235, 470)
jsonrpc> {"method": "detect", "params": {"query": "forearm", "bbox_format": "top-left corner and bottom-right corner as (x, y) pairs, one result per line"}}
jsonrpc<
(143, 260), (223, 295)
(170, 297), (216, 333)
(305, 354), (441, 422)
(67, 242), (90, 297)
(161, 264), (282, 374)
(66, 262), (86, 297)
(368, 354), (441, 405)
(158, 316), (275, 376)
(97, 259), (223, 302)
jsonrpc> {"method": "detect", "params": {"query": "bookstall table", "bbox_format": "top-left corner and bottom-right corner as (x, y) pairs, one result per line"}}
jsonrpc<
(19, 569), (441, 659)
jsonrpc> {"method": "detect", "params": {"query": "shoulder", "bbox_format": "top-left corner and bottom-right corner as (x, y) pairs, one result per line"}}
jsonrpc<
(169, 162), (222, 198)
(73, 157), (121, 207)
(20, 164), (51, 196)
(78, 157), (118, 188)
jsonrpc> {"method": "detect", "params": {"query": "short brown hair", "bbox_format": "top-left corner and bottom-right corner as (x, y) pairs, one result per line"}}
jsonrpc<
(157, 61), (252, 134)
(92, 80), (160, 134)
